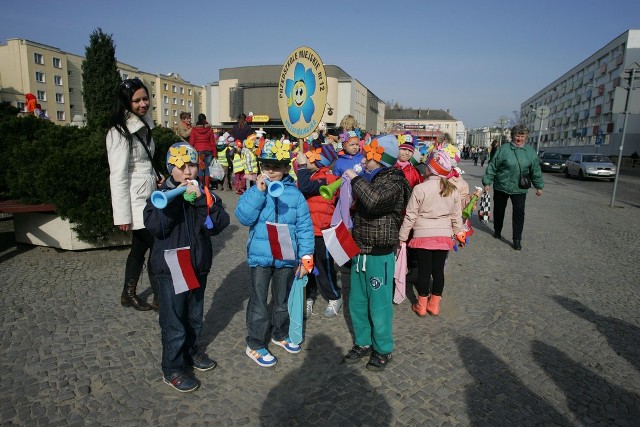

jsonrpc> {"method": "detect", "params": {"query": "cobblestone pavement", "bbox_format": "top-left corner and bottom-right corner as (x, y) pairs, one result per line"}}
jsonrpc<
(1, 160), (639, 426)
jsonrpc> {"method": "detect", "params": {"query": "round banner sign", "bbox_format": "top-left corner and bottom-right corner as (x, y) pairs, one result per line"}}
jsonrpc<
(278, 46), (327, 139)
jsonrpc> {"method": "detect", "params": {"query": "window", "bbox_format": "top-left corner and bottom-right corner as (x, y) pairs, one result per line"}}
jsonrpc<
(164, 121), (169, 127)
(180, 87), (184, 94)
(52, 57), (62, 68)
(37, 90), (47, 101)
(55, 93), (64, 103)
(54, 75), (62, 85)
(35, 71), (45, 83)
(68, 70), (72, 76)
(173, 110), (178, 117)
(121, 73), (129, 80)
(164, 108), (169, 116)
(173, 97), (177, 105)
(180, 99), (185, 106)
(172, 85), (177, 93)
(163, 83), (168, 90)
(56, 111), (65, 121)
(188, 100), (192, 108)
(163, 95), (169, 104)
(188, 89), (192, 96)
(34, 53), (44, 64)
(68, 88), (73, 93)
(16, 101), (25, 111)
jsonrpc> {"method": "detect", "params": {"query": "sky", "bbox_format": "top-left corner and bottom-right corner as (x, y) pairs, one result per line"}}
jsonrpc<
(2, 0), (639, 129)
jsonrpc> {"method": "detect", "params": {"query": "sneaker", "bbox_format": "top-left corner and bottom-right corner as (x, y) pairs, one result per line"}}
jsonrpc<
(189, 353), (217, 372)
(271, 337), (302, 354)
(323, 297), (343, 318)
(304, 298), (314, 319)
(246, 346), (277, 367)
(343, 345), (372, 364)
(163, 372), (200, 393)
(366, 351), (392, 372)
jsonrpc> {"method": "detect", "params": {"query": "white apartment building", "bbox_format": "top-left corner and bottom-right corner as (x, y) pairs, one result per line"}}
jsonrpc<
(521, 29), (640, 156)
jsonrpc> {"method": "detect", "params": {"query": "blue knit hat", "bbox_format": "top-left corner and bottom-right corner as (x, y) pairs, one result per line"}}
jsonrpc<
(166, 142), (198, 174)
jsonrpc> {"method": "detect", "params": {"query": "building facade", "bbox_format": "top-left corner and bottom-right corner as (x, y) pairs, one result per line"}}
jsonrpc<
(521, 29), (640, 156)
(383, 109), (459, 145)
(0, 38), (204, 127)
(204, 65), (385, 136)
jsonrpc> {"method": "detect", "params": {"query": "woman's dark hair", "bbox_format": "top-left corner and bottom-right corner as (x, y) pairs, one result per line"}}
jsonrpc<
(108, 78), (150, 142)
(196, 113), (207, 126)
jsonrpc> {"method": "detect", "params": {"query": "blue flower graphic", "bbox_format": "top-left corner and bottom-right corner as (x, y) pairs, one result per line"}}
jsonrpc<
(285, 62), (316, 124)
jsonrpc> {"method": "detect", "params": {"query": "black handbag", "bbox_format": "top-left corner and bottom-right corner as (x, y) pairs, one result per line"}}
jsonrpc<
(515, 150), (532, 189)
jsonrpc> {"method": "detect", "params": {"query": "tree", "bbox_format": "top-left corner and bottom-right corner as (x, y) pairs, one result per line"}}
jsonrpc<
(81, 28), (121, 128)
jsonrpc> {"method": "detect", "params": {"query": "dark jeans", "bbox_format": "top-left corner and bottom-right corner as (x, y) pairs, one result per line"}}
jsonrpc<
(124, 228), (155, 288)
(246, 266), (294, 350)
(414, 249), (448, 296)
(157, 274), (206, 377)
(307, 237), (340, 302)
(493, 190), (527, 240)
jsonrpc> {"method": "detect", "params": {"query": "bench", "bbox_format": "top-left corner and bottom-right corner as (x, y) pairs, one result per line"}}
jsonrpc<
(0, 200), (129, 250)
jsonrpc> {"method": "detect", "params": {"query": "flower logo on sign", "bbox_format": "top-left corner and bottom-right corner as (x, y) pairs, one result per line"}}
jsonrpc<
(363, 139), (385, 162)
(285, 62), (316, 124)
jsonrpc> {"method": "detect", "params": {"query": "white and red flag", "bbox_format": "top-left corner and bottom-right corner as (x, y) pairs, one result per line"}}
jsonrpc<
(322, 220), (360, 266)
(163, 247), (200, 294)
(266, 222), (296, 260)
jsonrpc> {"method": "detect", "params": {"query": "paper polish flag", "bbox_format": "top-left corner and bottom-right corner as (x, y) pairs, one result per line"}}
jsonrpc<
(322, 220), (360, 266)
(163, 247), (201, 294)
(266, 222), (296, 260)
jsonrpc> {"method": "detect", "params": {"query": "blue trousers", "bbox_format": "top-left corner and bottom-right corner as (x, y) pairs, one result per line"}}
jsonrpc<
(246, 266), (294, 350)
(157, 274), (206, 377)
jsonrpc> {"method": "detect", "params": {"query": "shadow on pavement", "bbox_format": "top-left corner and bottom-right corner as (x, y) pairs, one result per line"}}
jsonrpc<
(456, 336), (568, 425)
(532, 340), (640, 424)
(199, 261), (250, 350)
(554, 296), (640, 373)
(259, 333), (392, 425)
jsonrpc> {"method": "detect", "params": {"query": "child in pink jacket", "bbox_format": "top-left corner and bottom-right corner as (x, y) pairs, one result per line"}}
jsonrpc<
(398, 150), (463, 317)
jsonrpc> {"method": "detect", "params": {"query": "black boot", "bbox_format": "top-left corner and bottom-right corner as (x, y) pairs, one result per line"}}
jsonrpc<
(121, 281), (152, 311)
(513, 240), (522, 250)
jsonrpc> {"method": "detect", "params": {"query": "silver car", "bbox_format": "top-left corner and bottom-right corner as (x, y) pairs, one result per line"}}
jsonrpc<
(564, 153), (616, 181)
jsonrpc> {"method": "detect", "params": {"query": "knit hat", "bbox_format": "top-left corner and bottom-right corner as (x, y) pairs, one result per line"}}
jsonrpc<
(426, 149), (452, 177)
(256, 138), (291, 165)
(305, 143), (338, 168)
(397, 132), (415, 152)
(363, 134), (399, 168)
(166, 142), (198, 174)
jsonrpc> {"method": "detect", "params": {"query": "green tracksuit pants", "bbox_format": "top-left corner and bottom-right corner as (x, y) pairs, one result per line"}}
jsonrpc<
(349, 252), (394, 354)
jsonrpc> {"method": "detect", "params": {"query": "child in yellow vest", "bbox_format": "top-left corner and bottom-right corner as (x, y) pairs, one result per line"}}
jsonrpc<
(232, 140), (245, 194)
(243, 136), (258, 189)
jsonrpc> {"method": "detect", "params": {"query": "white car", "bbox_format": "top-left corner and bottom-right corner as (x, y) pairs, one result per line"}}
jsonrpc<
(564, 153), (616, 181)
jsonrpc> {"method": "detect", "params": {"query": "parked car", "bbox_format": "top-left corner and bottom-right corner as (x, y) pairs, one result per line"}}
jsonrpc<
(564, 153), (616, 181)
(538, 152), (566, 172)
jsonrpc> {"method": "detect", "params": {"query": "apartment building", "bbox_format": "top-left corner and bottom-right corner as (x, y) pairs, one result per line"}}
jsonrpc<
(0, 38), (204, 126)
(521, 29), (640, 156)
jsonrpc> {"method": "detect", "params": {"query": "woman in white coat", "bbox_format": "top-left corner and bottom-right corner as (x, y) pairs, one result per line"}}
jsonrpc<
(106, 78), (162, 311)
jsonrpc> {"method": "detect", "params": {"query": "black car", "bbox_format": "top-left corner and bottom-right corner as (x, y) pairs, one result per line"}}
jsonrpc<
(539, 152), (566, 172)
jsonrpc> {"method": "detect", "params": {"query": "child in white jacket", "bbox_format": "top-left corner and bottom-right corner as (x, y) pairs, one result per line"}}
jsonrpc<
(398, 150), (463, 317)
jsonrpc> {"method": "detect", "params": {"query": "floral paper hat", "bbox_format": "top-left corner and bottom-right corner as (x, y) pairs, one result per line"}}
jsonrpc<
(397, 131), (415, 152)
(255, 138), (292, 164)
(305, 143), (338, 168)
(363, 134), (399, 168)
(166, 142), (198, 174)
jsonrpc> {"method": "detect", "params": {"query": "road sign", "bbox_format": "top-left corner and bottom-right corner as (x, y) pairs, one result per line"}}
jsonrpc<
(595, 136), (603, 145)
(536, 105), (550, 120)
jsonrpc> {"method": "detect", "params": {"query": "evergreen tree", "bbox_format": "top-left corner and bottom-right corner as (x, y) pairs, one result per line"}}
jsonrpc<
(81, 28), (120, 128)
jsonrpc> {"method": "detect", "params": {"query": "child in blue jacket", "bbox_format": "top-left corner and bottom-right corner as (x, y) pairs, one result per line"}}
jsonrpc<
(144, 142), (230, 393)
(234, 139), (314, 367)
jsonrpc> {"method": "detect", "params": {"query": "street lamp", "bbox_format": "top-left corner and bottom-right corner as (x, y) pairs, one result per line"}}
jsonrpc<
(535, 105), (550, 155)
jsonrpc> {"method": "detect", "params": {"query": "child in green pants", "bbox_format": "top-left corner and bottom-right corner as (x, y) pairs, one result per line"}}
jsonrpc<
(342, 135), (411, 371)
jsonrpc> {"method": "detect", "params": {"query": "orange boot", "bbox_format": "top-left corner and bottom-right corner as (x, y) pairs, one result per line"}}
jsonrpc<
(427, 295), (441, 316)
(412, 296), (428, 317)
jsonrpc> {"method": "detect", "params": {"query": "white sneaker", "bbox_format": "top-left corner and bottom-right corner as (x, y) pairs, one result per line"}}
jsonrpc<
(305, 298), (314, 319)
(323, 297), (343, 318)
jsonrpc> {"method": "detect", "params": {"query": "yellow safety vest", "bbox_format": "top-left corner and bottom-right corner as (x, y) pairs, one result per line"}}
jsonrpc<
(232, 153), (245, 174)
(217, 147), (229, 167)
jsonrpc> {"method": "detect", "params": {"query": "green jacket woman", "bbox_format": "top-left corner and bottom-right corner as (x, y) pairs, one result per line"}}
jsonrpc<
(481, 125), (543, 250)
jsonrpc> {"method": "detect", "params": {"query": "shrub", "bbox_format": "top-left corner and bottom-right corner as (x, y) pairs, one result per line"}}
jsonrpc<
(0, 114), (181, 243)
